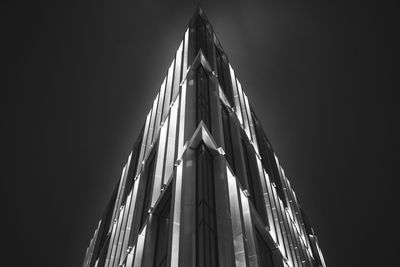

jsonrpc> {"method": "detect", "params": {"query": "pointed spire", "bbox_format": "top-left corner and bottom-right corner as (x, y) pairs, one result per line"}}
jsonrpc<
(189, 4), (210, 27)
(194, 2), (204, 17)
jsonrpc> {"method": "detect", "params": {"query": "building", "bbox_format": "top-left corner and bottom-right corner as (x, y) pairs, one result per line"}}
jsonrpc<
(82, 7), (326, 267)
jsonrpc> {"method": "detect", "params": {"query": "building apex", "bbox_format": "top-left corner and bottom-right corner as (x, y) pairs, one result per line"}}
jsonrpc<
(189, 4), (209, 25)
(196, 4), (204, 14)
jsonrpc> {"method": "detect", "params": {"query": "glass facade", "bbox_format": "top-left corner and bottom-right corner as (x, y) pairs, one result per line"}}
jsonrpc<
(255, 229), (274, 267)
(221, 105), (235, 173)
(216, 47), (234, 106)
(140, 154), (156, 231)
(196, 66), (211, 131)
(82, 7), (325, 267)
(195, 16), (209, 57)
(153, 194), (171, 267)
(240, 136), (268, 225)
(196, 143), (218, 267)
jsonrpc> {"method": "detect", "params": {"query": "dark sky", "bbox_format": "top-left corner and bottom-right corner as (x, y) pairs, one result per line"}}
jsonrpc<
(3, 0), (398, 266)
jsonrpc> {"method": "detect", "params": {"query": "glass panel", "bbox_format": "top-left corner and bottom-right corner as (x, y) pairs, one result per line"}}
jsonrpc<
(127, 174), (141, 249)
(170, 162), (183, 266)
(243, 94), (259, 154)
(266, 178), (285, 256)
(177, 81), (187, 156)
(100, 184), (119, 245)
(196, 66), (211, 130)
(143, 110), (154, 159)
(216, 47), (233, 106)
(289, 219), (303, 266)
(182, 29), (189, 75)
(152, 117), (169, 207)
(109, 205), (125, 267)
(241, 139), (253, 195)
(163, 96), (179, 185)
(196, 16), (208, 57)
(280, 202), (296, 267)
(283, 211), (298, 267)
(241, 138), (267, 224)
(147, 95), (159, 147)
(95, 235), (111, 267)
(228, 65), (243, 125)
(275, 197), (290, 262)
(291, 191), (308, 246)
(226, 167), (246, 267)
(120, 188), (137, 265)
(253, 120), (286, 205)
(125, 246), (135, 267)
(140, 155), (156, 230)
(123, 134), (142, 202)
(239, 189), (257, 267)
(236, 81), (251, 139)
(133, 226), (146, 267)
(261, 171), (277, 243)
(137, 112), (151, 176)
(114, 191), (134, 266)
(255, 229), (274, 267)
(196, 144), (218, 267)
(110, 165), (128, 237)
(172, 42), (183, 102)
(221, 106), (235, 174)
(216, 48), (225, 89)
(154, 78), (166, 137)
(153, 195), (171, 267)
(162, 60), (175, 122)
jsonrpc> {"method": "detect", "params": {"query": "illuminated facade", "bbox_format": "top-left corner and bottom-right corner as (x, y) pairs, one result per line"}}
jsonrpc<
(82, 8), (326, 267)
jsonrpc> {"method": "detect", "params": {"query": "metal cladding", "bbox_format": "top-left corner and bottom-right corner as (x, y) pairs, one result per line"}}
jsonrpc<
(83, 8), (326, 267)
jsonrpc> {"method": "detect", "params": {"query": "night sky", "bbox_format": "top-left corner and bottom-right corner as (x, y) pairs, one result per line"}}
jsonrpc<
(3, 0), (398, 266)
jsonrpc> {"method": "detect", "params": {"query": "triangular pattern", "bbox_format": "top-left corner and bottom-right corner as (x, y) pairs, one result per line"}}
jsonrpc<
(83, 8), (326, 267)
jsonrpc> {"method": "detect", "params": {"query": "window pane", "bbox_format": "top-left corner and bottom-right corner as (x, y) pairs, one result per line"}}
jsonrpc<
(196, 16), (208, 57)
(221, 105), (235, 174)
(255, 230), (274, 267)
(196, 144), (218, 267)
(154, 196), (171, 267)
(140, 155), (156, 230)
(196, 67), (211, 131)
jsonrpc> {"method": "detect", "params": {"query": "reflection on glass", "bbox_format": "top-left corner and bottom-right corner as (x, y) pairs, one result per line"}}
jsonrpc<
(226, 167), (246, 267)
(163, 96), (179, 185)
(133, 225), (147, 267)
(152, 117), (169, 206)
(172, 42), (183, 102)
(163, 60), (175, 121)
(196, 144), (218, 267)
(228, 64), (243, 125)
(170, 162), (183, 266)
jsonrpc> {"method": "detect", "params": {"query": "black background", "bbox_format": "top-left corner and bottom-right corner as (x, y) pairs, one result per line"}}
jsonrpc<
(3, 0), (398, 266)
